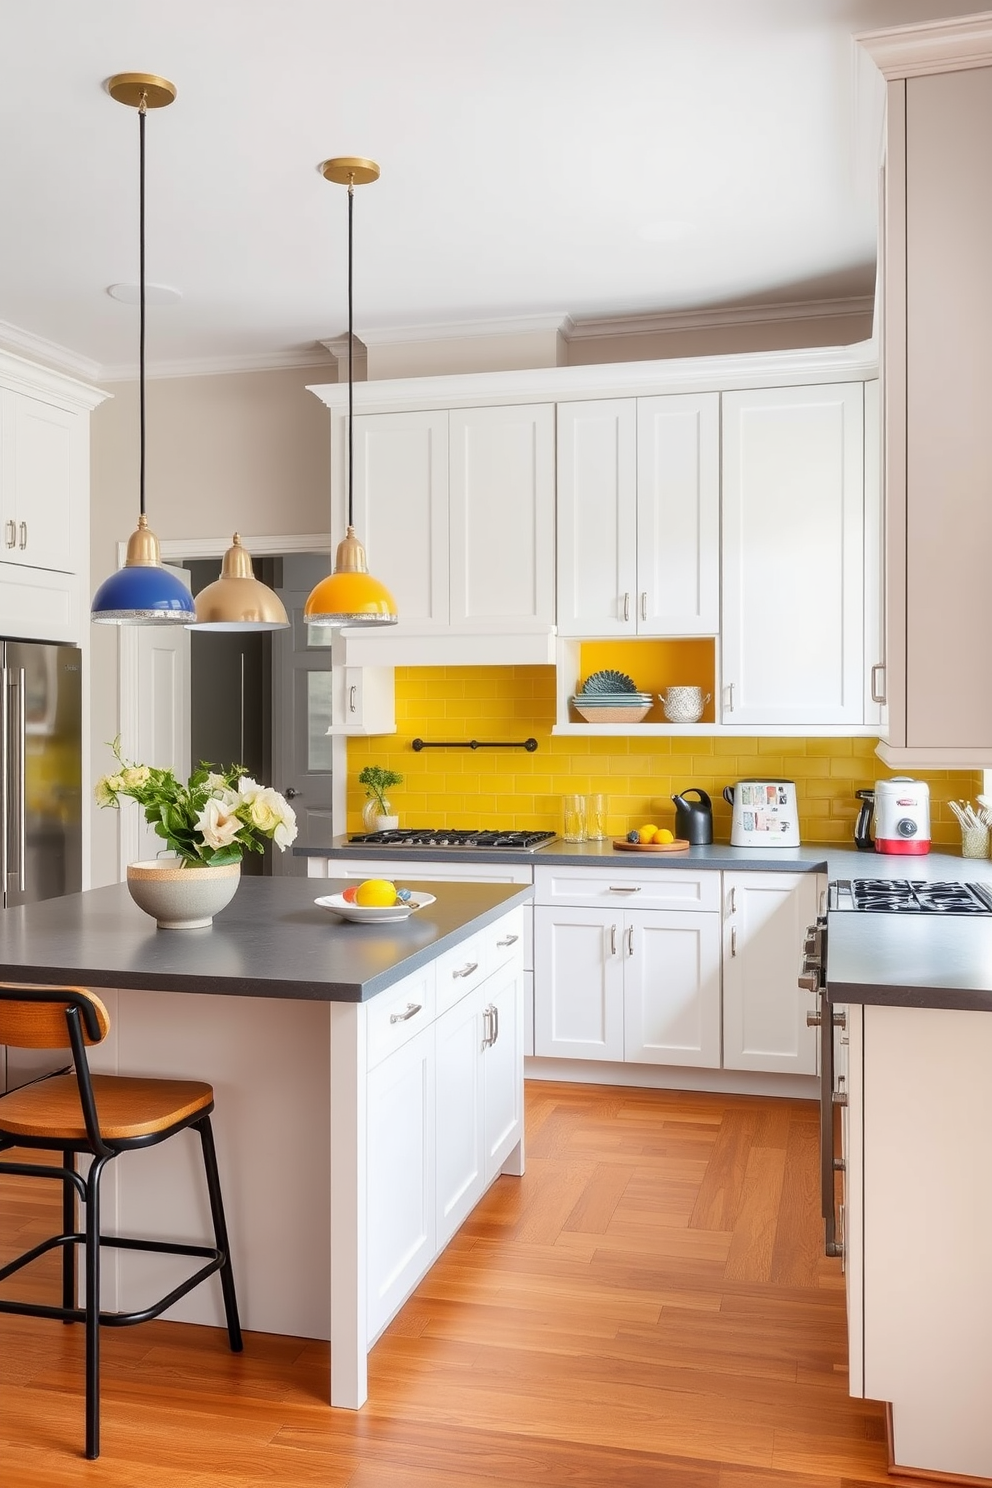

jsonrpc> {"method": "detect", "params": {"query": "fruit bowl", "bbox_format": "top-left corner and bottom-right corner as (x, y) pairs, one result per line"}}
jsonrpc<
(314, 891), (436, 924)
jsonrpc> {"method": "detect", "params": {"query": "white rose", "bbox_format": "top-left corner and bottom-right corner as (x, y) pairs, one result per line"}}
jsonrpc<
(245, 786), (284, 834)
(122, 765), (151, 789)
(94, 775), (119, 807)
(195, 796), (242, 850)
(273, 805), (298, 850)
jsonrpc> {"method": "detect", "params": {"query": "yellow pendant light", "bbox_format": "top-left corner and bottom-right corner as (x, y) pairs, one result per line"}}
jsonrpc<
(189, 533), (290, 631)
(304, 158), (397, 629)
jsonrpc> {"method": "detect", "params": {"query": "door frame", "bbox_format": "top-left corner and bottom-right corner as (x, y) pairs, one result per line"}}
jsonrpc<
(116, 532), (346, 872)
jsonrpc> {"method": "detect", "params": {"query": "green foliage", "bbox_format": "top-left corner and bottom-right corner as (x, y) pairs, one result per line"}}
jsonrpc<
(358, 764), (403, 813)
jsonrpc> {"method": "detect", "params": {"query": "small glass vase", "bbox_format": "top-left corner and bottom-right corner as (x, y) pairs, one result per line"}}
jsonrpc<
(362, 797), (396, 832)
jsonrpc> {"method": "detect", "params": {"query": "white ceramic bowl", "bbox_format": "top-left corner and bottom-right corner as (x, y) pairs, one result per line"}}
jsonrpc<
(314, 891), (436, 924)
(126, 859), (241, 929)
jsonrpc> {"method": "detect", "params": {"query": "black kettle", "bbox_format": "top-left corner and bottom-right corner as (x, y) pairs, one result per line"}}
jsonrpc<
(854, 788), (875, 850)
(672, 788), (713, 845)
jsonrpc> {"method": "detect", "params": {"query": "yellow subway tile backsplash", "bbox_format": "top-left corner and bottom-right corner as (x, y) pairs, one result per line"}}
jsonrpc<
(346, 666), (979, 847)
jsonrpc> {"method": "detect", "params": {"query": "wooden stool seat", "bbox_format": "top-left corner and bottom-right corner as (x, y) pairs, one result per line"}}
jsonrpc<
(0, 1073), (215, 1142)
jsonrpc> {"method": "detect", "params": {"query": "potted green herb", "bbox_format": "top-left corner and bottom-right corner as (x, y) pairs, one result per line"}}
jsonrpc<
(358, 765), (403, 831)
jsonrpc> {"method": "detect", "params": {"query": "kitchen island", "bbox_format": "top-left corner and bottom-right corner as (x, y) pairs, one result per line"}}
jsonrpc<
(0, 875), (531, 1409)
(825, 910), (992, 1481)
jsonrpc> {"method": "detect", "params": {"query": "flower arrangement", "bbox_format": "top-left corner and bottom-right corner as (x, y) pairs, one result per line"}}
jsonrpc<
(358, 765), (403, 819)
(95, 738), (298, 867)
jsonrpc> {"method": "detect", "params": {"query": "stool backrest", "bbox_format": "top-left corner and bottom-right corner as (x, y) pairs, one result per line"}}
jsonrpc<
(0, 985), (110, 1049)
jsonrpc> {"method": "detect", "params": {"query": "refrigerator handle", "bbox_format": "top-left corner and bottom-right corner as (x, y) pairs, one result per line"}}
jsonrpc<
(0, 666), (8, 895)
(13, 667), (25, 892)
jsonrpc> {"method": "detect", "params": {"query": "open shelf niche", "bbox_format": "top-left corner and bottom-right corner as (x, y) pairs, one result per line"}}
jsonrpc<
(554, 637), (719, 736)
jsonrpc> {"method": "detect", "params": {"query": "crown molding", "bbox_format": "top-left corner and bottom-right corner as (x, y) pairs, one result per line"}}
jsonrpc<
(0, 344), (109, 410)
(355, 312), (572, 345)
(857, 11), (992, 78)
(0, 318), (102, 384)
(565, 295), (875, 341)
(98, 345), (337, 383)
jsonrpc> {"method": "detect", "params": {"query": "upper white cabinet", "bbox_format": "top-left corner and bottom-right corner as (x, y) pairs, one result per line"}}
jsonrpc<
(721, 382), (866, 728)
(344, 402), (555, 664)
(858, 22), (992, 766)
(556, 394), (719, 638)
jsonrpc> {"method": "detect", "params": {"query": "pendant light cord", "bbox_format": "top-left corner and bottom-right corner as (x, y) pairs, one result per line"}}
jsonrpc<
(347, 175), (354, 531)
(138, 94), (147, 519)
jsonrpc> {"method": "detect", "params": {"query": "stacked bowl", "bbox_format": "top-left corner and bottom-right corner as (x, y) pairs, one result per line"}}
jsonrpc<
(571, 669), (653, 724)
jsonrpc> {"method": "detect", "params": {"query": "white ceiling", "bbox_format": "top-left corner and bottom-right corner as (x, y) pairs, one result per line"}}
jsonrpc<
(0, 0), (976, 380)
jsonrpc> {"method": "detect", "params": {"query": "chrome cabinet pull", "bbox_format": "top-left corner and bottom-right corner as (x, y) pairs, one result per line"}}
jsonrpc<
(726, 682), (735, 712)
(609, 885), (640, 894)
(729, 886), (737, 914)
(870, 663), (886, 705)
(730, 926), (737, 957)
(492, 1003), (499, 1045)
(4, 520), (14, 549)
(349, 684), (357, 714)
(496, 934), (519, 947)
(610, 923), (617, 955)
(626, 924), (634, 956)
(453, 961), (479, 979)
(622, 592), (630, 622)
(389, 1001), (422, 1024)
(482, 1005), (494, 1047)
(640, 592), (647, 620)
(18, 521), (26, 550)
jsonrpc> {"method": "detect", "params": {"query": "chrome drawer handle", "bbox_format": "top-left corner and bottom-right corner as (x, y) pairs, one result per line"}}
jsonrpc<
(496, 934), (519, 947)
(4, 520), (14, 549)
(389, 1002), (423, 1024)
(453, 961), (479, 979)
(18, 521), (26, 549)
(610, 923), (617, 955)
(609, 886), (641, 894)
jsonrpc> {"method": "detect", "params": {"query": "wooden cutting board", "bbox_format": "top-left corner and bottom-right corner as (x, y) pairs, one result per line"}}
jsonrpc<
(612, 838), (690, 853)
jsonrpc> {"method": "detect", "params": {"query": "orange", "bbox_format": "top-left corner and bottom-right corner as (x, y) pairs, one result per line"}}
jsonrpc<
(355, 878), (398, 907)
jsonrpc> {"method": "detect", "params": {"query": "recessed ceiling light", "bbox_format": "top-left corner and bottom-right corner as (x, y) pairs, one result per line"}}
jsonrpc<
(106, 282), (182, 305)
(637, 221), (696, 244)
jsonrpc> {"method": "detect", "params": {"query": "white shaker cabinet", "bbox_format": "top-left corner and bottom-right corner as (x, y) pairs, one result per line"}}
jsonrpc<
(0, 391), (80, 574)
(722, 871), (823, 1075)
(556, 393), (720, 638)
(721, 382), (866, 727)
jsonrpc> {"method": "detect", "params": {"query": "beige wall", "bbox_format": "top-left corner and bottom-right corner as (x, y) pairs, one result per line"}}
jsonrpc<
(89, 365), (332, 885)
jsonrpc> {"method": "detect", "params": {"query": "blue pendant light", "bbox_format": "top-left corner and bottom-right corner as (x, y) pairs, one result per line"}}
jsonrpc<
(92, 73), (195, 626)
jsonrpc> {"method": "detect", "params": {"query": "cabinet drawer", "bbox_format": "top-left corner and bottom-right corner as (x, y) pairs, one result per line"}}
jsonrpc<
(366, 964), (436, 1069)
(434, 930), (489, 1016)
(483, 907), (525, 974)
(534, 864), (720, 912)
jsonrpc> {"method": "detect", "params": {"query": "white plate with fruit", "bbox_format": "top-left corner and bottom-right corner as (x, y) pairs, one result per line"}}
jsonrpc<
(613, 825), (690, 853)
(315, 880), (436, 923)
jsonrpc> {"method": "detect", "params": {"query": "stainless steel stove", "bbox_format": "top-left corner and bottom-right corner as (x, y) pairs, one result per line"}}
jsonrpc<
(829, 878), (992, 914)
(347, 828), (557, 852)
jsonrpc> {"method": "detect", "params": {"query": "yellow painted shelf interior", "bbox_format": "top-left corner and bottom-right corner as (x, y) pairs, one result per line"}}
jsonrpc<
(575, 639), (716, 723)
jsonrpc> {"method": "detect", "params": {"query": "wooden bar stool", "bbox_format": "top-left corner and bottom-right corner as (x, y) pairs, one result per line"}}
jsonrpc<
(0, 984), (243, 1459)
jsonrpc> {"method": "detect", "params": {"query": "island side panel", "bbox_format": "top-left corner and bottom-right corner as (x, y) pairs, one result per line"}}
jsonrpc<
(87, 987), (333, 1339)
(329, 999), (369, 1409)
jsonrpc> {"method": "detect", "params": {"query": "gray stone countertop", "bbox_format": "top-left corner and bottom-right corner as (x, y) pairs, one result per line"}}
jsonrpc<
(0, 876), (532, 1003)
(826, 912), (992, 1012)
(298, 836), (991, 882)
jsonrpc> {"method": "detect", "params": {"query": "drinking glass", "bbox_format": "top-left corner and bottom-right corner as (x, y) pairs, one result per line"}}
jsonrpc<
(562, 794), (587, 843)
(586, 793), (608, 841)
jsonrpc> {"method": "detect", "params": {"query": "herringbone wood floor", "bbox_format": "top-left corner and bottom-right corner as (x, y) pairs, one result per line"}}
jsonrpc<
(0, 1082), (928, 1486)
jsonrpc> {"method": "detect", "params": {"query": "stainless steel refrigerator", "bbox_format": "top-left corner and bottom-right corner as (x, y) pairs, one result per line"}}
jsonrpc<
(0, 640), (82, 1093)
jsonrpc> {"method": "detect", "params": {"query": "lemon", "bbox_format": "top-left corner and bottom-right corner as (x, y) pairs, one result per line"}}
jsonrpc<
(653, 828), (675, 844)
(637, 823), (659, 844)
(355, 878), (398, 907)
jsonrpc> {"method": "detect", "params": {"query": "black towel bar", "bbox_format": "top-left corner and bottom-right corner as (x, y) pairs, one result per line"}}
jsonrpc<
(411, 738), (538, 752)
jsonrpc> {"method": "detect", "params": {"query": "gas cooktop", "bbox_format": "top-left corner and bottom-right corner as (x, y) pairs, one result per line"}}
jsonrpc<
(830, 878), (992, 915)
(347, 828), (557, 852)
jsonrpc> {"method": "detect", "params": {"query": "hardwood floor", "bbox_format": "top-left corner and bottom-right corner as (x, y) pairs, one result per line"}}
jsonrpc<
(0, 1082), (927, 1485)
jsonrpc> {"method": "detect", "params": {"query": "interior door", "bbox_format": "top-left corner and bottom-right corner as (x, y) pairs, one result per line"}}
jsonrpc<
(270, 590), (335, 872)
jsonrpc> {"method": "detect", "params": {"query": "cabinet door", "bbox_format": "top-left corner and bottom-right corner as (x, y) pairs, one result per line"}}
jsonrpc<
(352, 409), (449, 630)
(449, 404), (555, 631)
(722, 872), (820, 1075)
(328, 652), (395, 737)
(623, 910), (722, 1067)
(1, 392), (77, 574)
(482, 960), (523, 1176)
(636, 393), (720, 636)
(721, 383), (865, 726)
(366, 1025), (435, 1338)
(534, 905), (624, 1060)
(435, 986), (486, 1247)
(556, 399), (637, 637)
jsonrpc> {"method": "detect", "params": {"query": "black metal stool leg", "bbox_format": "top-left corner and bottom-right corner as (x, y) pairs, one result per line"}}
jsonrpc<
(194, 1117), (243, 1353)
(84, 1154), (109, 1461)
(62, 1148), (76, 1322)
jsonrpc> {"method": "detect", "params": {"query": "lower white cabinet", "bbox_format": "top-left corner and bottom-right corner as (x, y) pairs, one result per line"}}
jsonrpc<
(364, 911), (524, 1339)
(533, 866), (723, 1068)
(722, 871), (824, 1076)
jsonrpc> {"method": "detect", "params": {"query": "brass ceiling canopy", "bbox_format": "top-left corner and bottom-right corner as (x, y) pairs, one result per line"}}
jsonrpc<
(106, 73), (177, 109)
(319, 156), (380, 186)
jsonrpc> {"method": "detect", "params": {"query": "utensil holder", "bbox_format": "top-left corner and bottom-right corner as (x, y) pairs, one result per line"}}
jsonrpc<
(961, 824), (990, 858)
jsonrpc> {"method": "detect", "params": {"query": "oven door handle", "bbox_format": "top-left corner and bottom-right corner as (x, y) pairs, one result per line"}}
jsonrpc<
(820, 985), (844, 1258)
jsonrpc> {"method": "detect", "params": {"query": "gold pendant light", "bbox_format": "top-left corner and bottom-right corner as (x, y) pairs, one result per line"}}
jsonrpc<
(189, 534), (290, 631)
(304, 157), (397, 629)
